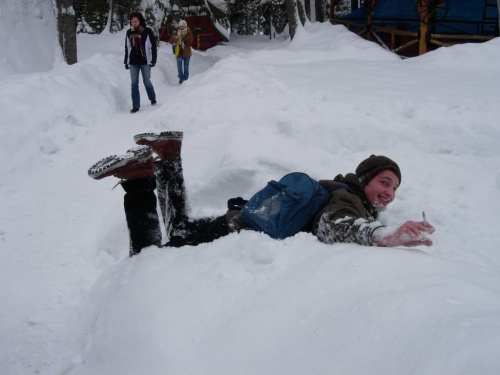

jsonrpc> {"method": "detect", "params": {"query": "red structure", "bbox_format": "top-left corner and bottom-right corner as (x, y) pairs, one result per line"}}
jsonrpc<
(160, 16), (229, 51)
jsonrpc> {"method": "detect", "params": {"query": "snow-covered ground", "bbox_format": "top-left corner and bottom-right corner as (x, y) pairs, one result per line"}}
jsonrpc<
(1, 7), (500, 374)
(0, 0), (57, 76)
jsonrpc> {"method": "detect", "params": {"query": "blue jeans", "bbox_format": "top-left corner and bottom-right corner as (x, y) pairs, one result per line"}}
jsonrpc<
(130, 64), (156, 109)
(176, 56), (191, 81)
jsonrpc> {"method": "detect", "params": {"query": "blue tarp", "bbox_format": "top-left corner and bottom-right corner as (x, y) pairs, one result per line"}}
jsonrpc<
(341, 0), (499, 35)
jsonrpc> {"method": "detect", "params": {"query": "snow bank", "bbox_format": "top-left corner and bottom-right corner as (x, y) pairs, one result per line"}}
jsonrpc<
(0, 0), (56, 76)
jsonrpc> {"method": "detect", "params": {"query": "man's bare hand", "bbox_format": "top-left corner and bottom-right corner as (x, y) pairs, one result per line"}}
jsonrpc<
(377, 221), (435, 247)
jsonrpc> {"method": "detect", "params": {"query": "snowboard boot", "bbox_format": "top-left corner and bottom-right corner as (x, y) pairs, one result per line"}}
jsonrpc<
(133, 131), (183, 161)
(88, 145), (154, 180)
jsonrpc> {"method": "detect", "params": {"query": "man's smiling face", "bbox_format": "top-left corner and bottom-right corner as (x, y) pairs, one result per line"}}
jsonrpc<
(363, 170), (400, 211)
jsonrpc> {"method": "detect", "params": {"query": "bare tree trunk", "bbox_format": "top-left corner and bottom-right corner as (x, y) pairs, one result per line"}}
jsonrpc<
(297, 0), (308, 25)
(315, 0), (324, 22)
(285, 0), (299, 39)
(105, 0), (114, 33)
(286, 0), (308, 39)
(57, 0), (77, 64)
(305, 0), (311, 20)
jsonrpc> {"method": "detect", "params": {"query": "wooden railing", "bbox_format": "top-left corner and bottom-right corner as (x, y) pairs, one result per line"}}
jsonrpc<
(331, 18), (497, 57)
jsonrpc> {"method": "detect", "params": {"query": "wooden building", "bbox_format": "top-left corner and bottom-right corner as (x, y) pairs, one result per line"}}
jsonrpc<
(159, 1), (229, 50)
(331, 0), (499, 57)
(160, 15), (229, 50)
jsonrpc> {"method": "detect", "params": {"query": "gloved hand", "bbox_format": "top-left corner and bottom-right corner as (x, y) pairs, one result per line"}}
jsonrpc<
(125, 64), (129, 70)
(150, 62), (155, 67)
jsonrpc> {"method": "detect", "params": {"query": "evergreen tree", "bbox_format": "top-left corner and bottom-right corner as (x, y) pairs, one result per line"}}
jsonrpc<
(226, 0), (261, 35)
(260, 0), (287, 36)
(314, 0), (331, 22)
(74, 0), (142, 34)
(57, 0), (78, 64)
(72, 0), (335, 38)
(115, 0), (142, 31)
(333, 0), (351, 17)
(285, 0), (299, 39)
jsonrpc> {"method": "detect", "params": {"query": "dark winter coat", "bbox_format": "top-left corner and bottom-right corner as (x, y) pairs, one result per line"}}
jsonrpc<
(225, 173), (384, 246)
(169, 28), (194, 58)
(312, 173), (384, 246)
(124, 26), (157, 66)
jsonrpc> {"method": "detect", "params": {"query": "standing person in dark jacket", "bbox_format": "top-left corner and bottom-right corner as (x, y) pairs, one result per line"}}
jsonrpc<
(88, 132), (435, 256)
(125, 12), (157, 113)
(168, 20), (193, 84)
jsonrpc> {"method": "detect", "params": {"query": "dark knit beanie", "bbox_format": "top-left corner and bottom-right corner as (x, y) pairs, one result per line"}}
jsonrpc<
(355, 155), (402, 187)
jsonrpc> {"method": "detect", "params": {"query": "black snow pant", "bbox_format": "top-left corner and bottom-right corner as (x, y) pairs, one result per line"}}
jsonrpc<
(121, 157), (230, 256)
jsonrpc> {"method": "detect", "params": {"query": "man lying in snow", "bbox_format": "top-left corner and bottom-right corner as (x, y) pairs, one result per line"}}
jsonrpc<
(88, 131), (435, 256)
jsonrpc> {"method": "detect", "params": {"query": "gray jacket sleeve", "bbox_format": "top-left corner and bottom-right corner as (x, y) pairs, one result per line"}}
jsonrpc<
(315, 213), (384, 246)
(312, 188), (384, 246)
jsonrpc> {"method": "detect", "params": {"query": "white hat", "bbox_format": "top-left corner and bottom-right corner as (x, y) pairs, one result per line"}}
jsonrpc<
(179, 20), (187, 27)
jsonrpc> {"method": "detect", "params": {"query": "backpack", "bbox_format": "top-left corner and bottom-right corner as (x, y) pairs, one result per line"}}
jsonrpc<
(240, 172), (330, 239)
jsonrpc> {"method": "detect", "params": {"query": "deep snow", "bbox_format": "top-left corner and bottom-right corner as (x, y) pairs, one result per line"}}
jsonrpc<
(1, 4), (500, 374)
(0, 0), (57, 76)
